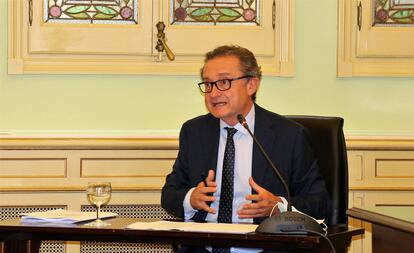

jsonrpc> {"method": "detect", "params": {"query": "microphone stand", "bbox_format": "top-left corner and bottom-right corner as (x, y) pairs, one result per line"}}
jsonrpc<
(237, 114), (324, 234)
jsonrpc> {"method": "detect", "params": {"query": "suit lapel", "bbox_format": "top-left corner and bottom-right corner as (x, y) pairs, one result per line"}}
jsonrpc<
(201, 115), (220, 175)
(252, 106), (277, 192)
(193, 114), (220, 222)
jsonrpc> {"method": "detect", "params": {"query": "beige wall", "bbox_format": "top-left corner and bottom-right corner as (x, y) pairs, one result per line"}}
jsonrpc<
(1, 0), (414, 137)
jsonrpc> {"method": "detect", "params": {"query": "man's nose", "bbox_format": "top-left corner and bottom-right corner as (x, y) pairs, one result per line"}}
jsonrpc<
(209, 84), (222, 97)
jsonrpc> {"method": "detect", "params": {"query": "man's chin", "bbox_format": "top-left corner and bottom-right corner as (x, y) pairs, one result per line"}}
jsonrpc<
(211, 113), (225, 119)
(210, 111), (239, 125)
(206, 102), (227, 113)
(209, 109), (228, 119)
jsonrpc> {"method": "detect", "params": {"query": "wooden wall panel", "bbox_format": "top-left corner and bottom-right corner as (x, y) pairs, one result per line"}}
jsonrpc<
(81, 158), (174, 177)
(1, 136), (414, 253)
(0, 158), (66, 178)
(375, 159), (414, 178)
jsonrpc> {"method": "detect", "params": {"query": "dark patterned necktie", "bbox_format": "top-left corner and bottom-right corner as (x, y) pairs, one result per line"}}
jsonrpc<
(213, 127), (237, 253)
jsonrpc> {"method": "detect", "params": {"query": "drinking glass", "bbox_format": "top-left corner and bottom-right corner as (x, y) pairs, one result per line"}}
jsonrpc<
(85, 182), (112, 227)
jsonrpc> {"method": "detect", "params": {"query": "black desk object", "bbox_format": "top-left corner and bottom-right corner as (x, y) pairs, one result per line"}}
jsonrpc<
(0, 218), (363, 253)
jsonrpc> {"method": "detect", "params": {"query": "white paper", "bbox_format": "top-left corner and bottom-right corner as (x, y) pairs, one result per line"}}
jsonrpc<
(20, 209), (118, 224)
(127, 220), (257, 234)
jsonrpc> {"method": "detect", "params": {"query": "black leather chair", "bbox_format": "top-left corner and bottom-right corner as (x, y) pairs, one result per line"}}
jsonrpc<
(286, 116), (348, 225)
(171, 116), (348, 252)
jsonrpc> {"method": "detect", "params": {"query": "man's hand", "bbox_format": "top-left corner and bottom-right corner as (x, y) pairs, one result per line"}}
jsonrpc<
(237, 177), (283, 218)
(190, 169), (217, 214)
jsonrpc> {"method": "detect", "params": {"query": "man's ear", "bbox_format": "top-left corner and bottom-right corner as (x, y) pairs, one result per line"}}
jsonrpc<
(247, 77), (260, 96)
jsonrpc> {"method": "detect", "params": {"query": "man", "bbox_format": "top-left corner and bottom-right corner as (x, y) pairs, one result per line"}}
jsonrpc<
(161, 45), (331, 253)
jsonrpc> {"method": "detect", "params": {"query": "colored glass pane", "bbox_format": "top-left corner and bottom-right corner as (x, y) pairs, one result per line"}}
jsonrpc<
(45, 0), (138, 24)
(171, 0), (260, 26)
(374, 0), (414, 25)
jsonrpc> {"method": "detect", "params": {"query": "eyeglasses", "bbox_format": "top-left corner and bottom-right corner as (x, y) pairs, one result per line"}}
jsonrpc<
(197, 75), (252, 94)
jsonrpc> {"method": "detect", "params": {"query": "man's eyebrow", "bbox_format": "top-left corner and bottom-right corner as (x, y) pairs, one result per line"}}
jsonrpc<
(202, 73), (233, 81)
(217, 73), (232, 78)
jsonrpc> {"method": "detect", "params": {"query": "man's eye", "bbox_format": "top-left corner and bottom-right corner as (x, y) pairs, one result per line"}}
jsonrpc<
(217, 80), (228, 86)
(202, 83), (213, 90)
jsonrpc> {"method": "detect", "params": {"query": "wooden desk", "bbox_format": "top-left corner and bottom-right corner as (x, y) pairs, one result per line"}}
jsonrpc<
(0, 218), (362, 253)
(347, 207), (414, 253)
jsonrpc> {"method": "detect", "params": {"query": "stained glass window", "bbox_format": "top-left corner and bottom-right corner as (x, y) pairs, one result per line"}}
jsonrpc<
(374, 0), (414, 25)
(171, 0), (260, 26)
(44, 0), (138, 24)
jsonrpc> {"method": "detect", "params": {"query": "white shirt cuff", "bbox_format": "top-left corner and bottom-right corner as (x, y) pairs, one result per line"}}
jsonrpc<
(280, 196), (288, 206)
(183, 187), (197, 220)
(277, 197), (288, 213)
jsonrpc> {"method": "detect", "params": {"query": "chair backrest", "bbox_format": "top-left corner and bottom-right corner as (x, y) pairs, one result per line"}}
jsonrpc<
(286, 115), (348, 225)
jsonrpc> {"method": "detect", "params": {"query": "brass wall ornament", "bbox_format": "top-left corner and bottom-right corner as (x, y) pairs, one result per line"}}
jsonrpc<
(155, 21), (175, 61)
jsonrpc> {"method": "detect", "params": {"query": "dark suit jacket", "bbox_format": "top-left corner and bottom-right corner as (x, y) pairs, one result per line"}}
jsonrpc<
(161, 105), (331, 224)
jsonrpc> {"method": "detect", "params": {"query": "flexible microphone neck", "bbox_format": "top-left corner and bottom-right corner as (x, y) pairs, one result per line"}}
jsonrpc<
(237, 114), (325, 235)
(237, 114), (292, 212)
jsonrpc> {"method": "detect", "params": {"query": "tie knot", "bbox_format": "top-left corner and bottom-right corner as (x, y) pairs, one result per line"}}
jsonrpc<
(225, 127), (237, 138)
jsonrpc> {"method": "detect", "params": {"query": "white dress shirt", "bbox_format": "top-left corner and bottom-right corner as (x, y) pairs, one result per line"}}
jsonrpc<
(183, 105), (261, 253)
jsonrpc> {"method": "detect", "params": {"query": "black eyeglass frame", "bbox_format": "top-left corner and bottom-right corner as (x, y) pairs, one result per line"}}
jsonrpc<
(197, 75), (253, 94)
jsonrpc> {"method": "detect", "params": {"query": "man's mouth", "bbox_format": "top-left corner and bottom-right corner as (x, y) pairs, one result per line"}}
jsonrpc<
(212, 101), (227, 107)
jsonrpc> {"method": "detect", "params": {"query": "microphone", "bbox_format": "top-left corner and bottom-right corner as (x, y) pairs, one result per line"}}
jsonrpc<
(237, 114), (323, 234)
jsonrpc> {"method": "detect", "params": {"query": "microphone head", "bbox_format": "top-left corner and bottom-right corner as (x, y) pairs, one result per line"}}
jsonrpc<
(237, 114), (246, 125)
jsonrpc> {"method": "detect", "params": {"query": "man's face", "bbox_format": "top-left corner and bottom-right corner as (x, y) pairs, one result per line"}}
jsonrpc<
(202, 55), (259, 126)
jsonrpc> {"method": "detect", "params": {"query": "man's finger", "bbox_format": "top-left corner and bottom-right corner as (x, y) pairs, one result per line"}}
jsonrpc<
(207, 169), (215, 182)
(200, 204), (216, 214)
(238, 208), (268, 218)
(200, 193), (216, 203)
(245, 194), (262, 202)
(249, 177), (264, 192)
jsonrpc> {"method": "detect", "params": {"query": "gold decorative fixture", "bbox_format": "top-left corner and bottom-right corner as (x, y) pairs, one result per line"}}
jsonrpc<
(155, 21), (175, 61)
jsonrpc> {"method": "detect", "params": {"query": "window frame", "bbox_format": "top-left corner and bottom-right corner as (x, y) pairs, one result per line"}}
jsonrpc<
(8, 0), (295, 76)
(338, 0), (414, 77)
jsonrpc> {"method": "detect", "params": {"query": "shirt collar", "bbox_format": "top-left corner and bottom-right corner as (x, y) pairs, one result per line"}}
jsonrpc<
(220, 104), (256, 136)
